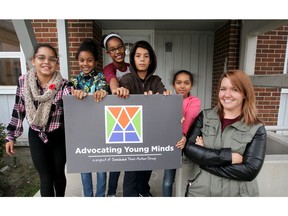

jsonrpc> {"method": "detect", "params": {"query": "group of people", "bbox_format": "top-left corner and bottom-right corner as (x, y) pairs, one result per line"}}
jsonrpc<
(4, 32), (266, 197)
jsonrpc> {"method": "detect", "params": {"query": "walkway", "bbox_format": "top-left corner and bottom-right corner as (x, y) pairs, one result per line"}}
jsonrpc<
(34, 169), (166, 197)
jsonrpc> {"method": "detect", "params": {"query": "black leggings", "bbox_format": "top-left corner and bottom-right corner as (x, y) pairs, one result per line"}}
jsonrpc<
(28, 128), (66, 197)
(123, 170), (152, 197)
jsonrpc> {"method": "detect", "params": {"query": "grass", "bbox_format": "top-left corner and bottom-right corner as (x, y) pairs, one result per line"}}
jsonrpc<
(0, 163), (40, 197)
(0, 147), (40, 197)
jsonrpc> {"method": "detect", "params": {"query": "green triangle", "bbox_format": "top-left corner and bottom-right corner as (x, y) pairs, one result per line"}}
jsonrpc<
(132, 110), (141, 138)
(106, 110), (116, 139)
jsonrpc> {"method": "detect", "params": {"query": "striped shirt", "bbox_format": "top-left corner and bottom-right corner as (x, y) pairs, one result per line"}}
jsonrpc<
(5, 74), (71, 143)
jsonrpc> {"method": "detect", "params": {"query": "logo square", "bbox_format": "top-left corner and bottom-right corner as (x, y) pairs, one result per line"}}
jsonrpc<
(105, 105), (143, 144)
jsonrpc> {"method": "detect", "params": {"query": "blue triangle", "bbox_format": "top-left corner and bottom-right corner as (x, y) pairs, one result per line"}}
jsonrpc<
(125, 123), (135, 131)
(110, 133), (123, 142)
(114, 123), (122, 131)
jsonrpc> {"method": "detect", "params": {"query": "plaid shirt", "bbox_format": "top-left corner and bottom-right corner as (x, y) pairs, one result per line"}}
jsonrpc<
(6, 74), (71, 143)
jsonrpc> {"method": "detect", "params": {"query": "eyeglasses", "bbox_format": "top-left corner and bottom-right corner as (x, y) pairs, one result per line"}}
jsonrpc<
(35, 55), (58, 63)
(107, 45), (125, 54)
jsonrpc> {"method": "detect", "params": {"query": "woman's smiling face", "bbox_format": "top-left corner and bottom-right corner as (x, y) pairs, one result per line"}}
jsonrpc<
(219, 77), (245, 114)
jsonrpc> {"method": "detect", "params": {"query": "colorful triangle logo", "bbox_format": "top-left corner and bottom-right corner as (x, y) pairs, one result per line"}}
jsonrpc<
(105, 105), (143, 143)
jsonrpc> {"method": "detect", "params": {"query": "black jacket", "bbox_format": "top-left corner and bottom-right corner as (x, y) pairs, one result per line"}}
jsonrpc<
(184, 111), (267, 181)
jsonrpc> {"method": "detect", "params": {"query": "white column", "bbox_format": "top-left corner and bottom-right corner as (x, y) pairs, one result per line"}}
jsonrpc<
(12, 20), (37, 70)
(57, 20), (70, 80)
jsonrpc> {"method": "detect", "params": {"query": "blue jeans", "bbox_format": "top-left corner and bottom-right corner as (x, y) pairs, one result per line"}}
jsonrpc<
(81, 172), (107, 197)
(162, 169), (176, 197)
(107, 171), (121, 196)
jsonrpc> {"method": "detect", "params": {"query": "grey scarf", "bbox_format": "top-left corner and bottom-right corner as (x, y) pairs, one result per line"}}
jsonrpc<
(24, 68), (63, 127)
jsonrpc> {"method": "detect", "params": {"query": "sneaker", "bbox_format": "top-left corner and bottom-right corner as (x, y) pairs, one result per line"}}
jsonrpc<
(107, 194), (117, 197)
(139, 192), (153, 197)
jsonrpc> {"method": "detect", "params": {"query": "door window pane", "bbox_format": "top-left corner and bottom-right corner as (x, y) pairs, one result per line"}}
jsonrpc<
(0, 20), (20, 52)
(0, 20), (23, 86)
(124, 43), (134, 63)
(0, 58), (21, 85)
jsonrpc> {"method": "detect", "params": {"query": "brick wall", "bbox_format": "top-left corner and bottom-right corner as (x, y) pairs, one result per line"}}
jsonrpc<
(93, 21), (103, 72)
(211, 20), (241, 108)
(67, 20), (93, 76)
(31, 19), (58, 70)
(32, 19), (58, 46)
(212, 22), (288, 126)
(254, 25), (288, 125)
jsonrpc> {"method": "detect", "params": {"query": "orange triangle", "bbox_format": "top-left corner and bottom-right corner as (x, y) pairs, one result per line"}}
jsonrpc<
(119, 109), (130, 128)
(126, 107), (139, 119)
(108, 107), (122, 119)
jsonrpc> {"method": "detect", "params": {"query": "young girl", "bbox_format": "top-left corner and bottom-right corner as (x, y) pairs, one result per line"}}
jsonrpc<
(162, 70), (201, 197)
(102, 33), (129, 196)
(102, 33), (129, 98)
(70, 39), (109, 197)
(119, 40), (170, 197)
(5, 44), (71, 197)
(184, 70), (266, 197)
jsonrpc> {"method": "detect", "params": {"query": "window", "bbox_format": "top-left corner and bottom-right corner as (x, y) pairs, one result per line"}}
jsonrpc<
(0, 20), (26, 90)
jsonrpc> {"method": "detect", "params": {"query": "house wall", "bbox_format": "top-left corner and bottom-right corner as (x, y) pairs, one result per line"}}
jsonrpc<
(155, 30), (214, 110)
(25, 20), (288, 126)
(212, 21), (288, 126)
(66, 20), (93, 76)
(31, 20), (103, 78)
(31, 20), (58, 46)
(211, 20), (241, 108)
(66, 20), (103, 77)
(254, 25), (288, 125)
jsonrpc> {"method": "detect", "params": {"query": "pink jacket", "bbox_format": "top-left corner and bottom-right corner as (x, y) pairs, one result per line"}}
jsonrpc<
(182, 95), (201, 136)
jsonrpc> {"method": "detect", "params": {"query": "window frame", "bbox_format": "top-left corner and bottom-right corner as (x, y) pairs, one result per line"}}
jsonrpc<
(0, 45), (26, 94)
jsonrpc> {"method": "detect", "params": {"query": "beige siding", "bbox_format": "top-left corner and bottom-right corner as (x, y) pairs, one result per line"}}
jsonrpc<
(0, 94), (29, 139)
(155, 31), (214, 110)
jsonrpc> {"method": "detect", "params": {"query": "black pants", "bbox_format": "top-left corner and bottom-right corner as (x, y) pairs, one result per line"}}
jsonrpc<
(107, 171), (121, 195)
(28, 128), (66, 197)
(123, 170), (152, 197)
